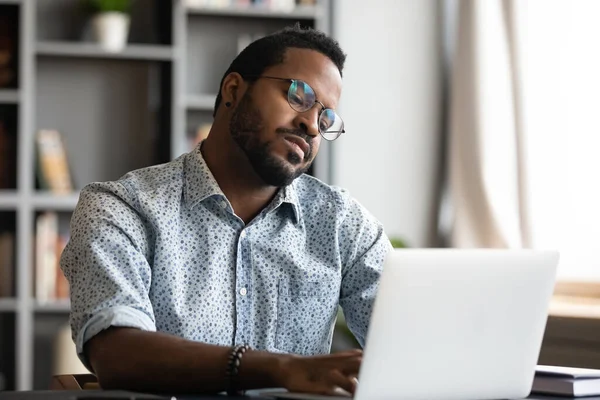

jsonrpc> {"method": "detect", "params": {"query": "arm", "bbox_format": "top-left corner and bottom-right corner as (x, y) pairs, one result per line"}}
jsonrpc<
(338, 197), (392, 347)
(86, 327), (277, 393)
(87, 327), (362, 394)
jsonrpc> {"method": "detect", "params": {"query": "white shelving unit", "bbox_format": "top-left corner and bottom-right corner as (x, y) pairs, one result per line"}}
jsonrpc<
(0, 90), (20, 104)
(0, 0), (331, 391)
(36, 42), (176, 61)
(185, 4), (321, 19)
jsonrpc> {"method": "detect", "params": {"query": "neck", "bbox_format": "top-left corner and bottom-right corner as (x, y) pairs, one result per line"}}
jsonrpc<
(201, 131), (278, 224)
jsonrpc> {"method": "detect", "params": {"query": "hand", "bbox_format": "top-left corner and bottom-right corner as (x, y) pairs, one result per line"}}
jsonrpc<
(277, 349), (362, 396)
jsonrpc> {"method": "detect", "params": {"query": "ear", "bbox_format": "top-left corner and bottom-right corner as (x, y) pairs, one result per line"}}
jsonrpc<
(220, 72), (246, 108)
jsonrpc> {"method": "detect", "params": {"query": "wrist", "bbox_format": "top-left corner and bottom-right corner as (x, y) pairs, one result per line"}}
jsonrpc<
(226, 345), (250, 395)
(241, 350), (294, 389)
(268, 353), (295, 388)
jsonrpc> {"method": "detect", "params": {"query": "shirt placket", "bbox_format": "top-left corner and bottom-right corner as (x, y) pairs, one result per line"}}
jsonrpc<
(234, 228), (253, 345)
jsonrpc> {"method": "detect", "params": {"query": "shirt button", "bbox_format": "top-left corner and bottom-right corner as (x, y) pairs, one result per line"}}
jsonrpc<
(220, 200), (227, 209)
(240, 231), (246, 239)
(240, 288), (247, 296)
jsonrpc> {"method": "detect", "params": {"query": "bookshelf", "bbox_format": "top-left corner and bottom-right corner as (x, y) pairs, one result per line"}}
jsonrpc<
(0, 0), (332, 391)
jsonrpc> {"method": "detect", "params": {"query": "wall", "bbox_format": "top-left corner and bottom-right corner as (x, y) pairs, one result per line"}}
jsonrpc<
(331, 0), (444, 247)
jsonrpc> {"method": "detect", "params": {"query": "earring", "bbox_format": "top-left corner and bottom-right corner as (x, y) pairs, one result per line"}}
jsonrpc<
(225, 102), (231, 108)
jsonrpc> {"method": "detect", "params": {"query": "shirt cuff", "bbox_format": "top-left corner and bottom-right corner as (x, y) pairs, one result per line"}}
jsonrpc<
(76, 305), (156, 370)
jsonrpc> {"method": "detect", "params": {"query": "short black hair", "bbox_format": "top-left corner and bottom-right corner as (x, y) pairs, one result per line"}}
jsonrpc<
(213, 24), (346, 117)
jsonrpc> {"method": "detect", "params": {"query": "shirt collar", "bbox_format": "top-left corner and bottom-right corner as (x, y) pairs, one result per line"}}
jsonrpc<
(183, 144), (303, 224)
(184, 145), (226, 209)
(268, 180), (302, 224)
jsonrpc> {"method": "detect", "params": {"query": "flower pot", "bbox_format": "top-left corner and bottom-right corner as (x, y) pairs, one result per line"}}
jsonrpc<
(92, 12), (130, 53)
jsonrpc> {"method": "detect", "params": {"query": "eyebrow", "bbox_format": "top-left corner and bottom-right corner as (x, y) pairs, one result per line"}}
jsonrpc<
(284, 77), (336, 110)
(258, 75), (337, 110)
(303, 80), (336, 111)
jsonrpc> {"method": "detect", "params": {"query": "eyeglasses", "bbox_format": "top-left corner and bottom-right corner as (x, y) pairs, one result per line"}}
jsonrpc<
(244, 75), (345, 141)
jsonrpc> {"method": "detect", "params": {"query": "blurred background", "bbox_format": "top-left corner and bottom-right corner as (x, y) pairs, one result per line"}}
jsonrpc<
(0, 0), (599, 392)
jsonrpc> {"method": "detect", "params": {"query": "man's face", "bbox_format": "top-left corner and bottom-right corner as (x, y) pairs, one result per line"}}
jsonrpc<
(229, 48), (343, 187)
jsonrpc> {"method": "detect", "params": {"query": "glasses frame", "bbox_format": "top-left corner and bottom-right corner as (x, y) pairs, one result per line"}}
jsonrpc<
(243, 75), (345, 141)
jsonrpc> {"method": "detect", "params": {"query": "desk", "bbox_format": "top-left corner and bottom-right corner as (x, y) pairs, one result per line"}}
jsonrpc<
(0, 390), (270, 400)
(2, 392), (600, 400)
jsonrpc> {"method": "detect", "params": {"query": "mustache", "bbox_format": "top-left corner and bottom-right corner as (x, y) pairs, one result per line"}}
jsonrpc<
(276, 128), (313, 159)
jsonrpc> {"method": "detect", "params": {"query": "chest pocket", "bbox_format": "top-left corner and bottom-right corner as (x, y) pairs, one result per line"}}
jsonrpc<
(275, 279), (338, 355)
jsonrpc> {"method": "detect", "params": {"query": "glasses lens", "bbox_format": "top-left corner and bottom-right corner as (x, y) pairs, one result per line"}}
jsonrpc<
(288, 80), (315, 112)
(319, 109), (344, 141)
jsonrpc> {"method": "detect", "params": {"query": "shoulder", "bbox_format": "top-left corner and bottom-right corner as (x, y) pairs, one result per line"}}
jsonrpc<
(77, 153), (187, 214)
(293, 174), (375, 224)
(117, 153), (187, 196)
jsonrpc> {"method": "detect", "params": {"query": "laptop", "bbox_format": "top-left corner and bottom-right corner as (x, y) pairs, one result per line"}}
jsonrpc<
(264, 248), (559, 400)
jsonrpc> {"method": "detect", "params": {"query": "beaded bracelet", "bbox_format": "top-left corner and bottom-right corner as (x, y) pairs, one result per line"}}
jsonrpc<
(226, 344), (251, 396)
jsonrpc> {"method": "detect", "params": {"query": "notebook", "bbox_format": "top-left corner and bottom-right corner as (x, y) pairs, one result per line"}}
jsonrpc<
(532, 365), (600, 397)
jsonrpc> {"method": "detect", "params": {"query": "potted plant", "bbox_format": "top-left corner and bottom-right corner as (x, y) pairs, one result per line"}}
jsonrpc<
(84, 0), (133, 53)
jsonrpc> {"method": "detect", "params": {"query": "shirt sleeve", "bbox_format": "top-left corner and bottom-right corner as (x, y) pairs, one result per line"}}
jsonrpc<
(337, 195), (392, 348)
(59, 181), (156, 370)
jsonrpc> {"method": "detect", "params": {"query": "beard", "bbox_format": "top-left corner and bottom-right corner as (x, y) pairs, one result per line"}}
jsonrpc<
(229, 90), (313, 187)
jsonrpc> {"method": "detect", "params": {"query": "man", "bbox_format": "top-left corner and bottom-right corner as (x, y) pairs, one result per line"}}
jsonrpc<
(60, 25), (391, 396)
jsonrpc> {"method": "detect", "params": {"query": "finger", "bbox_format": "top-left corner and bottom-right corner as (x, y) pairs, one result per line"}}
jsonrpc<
(315, 349), (362, 361)
(338, 355), (362, 375)
(324, 369), (356, 396)
(331, 349), (363, 357)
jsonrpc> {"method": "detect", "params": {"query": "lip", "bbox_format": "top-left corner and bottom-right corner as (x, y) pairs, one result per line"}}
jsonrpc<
(283, 135), (310, 159)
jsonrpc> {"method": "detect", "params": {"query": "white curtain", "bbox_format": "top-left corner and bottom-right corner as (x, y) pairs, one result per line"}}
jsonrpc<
(448, 0), (600, 281)
(449, 0), (528, 248)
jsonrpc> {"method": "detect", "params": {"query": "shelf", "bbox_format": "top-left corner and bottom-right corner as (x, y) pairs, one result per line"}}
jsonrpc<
(186, 94), (216, 111)
(550, 296), (600, 320)
(32, 192), (79, 211)
(36, 42), (175, 61)
(32, 300), (70, 313)
(0, 89), (20, 104)
(0, 191), (20, 210)
(0, 298), (18, 312)
(186, 4), (320, 19)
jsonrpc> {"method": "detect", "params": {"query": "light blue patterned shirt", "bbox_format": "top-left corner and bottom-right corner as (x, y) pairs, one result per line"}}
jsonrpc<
(60, 146), (391, 368)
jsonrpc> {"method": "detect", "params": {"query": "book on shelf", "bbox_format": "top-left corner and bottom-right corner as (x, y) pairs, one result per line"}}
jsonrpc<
(35, 212), (70, 303)
(55, 234), (69, 299)
(532, 365), (600, 397)
(189, 123), (211, 150)
(35, 129), (74, 194)
(0, 231), (14, 297)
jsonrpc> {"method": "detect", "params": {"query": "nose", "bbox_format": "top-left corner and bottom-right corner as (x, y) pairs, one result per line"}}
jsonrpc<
(294, 105), (320, 138)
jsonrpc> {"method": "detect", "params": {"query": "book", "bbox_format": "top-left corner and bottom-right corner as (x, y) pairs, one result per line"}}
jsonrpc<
(189, 123), (211, 151)
(35, 212), (58, 302)
(55, 234), (70, 299)
(532, 365), (600, 397)
(35, 129), (73, 194)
